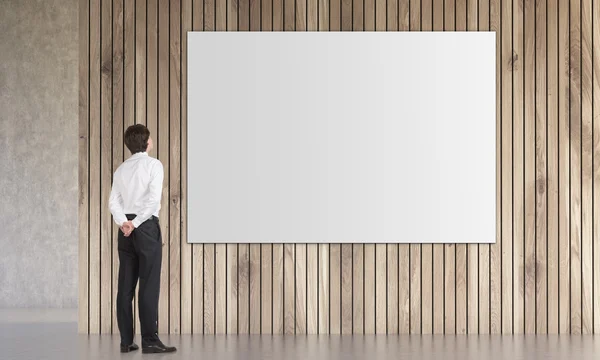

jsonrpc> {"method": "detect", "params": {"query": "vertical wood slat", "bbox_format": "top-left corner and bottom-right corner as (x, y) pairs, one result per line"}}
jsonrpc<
(88, 0), (101, 335)
(135, 0), (146, 126)
(100, 0), (113, 335)
(156, 0), (170, 335)
(215, 244), (226, 334)
(410, 0), (420, 31)
(535, 0), (548, 335)
(272, 244), (284, 334)
(274, 0), (283, 30)
(228, 0), (238, 31)
(490, 0), (502, 335)
(217, 0), (226, 30)
(169, 0), (182, 334)
(204, 244), (215, 334)
(389, 245), (400, 334)
(296, 244), (307, 334)
(147, 0), (158, 159)
(203, 244), (215, 334)
(78, 0), (90, 334)
(124, 0), (135, 150)
(251, 0), (260, 29)
(284, 244), (295, 334)
(501, 0), (513, 335)
(444, 244), (456, 334)
(204, 0), (215, 31)
(80, 0), (600, 336)
(264, 0), (274, 30)
(364, 245), (375, 334)
(262, 245), (273, 334)
(592, 0), (600, 336)
(111, 0), (125, 333)
(375, 245), (386, 334)
(455, 243), (467, 334)
(353, 0), (363, 30)
(180, 0), (193, 335)
(297, 0), (307, 30)
(570, 0), (582, 335)
(558, 0), (571, 335)
(227, 244), (238, 334)
(341, 244), (352, 334)
(250, 244), (261, 333)
(285, 0), (295, 30)
(341, 0), (351, 30)
(387, 0), (397, 31)
(353, 245), (364, 334)
(331, 0), (341, 30)
(364, 0), (373, 30)
(523, 0), (535, 335)
(318, 244), (329, 334)
(329, 244), (341, 334)
(421, 242), (432, 334)
(547, 0), (559, 335)
(397, 245), (408, 334)
(581, 0), (593, 335)
(238, 244), (250, 333)
(307, 244), (318, 334)
(193, 244), (204, 334)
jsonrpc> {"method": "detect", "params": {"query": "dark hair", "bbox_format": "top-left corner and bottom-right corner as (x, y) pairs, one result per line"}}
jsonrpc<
(124, 124), (150, 154)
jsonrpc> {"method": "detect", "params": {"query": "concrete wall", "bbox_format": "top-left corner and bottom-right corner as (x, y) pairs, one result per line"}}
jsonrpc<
(0, 0), (78, 307)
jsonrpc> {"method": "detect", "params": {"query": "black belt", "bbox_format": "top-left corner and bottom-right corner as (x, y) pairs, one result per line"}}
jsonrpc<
(125, 214), (159, 222)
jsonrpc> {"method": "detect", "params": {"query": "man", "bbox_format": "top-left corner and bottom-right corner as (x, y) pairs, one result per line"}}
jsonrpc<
(109, 124), (176, 354)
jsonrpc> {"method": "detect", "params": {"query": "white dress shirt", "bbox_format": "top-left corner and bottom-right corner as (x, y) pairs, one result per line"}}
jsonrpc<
(109, 151), (164, 228)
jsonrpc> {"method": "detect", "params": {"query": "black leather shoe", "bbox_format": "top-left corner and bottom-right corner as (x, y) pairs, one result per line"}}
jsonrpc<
(142, 341), (177, 354)
(120, 343), (139, 353)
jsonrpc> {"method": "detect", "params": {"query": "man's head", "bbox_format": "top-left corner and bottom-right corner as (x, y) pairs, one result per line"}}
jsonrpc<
(124, 124), (153, 154)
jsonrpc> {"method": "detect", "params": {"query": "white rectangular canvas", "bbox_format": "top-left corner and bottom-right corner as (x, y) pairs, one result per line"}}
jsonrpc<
(187, 32), (496, 243)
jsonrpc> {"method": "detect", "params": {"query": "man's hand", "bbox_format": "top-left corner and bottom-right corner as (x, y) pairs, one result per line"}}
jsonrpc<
(120, 221), (135, 237)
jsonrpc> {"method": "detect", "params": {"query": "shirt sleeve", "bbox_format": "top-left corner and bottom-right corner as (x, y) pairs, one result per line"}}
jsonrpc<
(109, 172), (128, 226)
(131, 161), (164, 228)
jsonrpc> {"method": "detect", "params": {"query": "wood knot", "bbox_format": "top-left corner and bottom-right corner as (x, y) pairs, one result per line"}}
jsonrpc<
(537, 180), (546, 195)
(113, 52), (123, 63)
(101, 61), (112, 75)
(508, 52), (519, 69)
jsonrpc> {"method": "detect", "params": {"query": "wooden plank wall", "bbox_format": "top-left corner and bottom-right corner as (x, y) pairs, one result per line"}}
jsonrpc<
(79, 0), (600, 334)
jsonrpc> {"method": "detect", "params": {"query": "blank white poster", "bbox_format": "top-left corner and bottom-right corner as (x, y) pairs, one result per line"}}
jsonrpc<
(187, 32), (496, 243)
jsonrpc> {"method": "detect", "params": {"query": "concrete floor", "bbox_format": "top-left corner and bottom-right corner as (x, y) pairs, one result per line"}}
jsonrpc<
(1, 311), (599, 360)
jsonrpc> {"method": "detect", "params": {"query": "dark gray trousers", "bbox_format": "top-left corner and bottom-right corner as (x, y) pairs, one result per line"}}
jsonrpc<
(116, 214), (162, 346)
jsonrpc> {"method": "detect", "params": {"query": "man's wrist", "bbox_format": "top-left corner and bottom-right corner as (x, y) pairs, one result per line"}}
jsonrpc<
(131, 218), (141, 228)
(116, 215), (128, 227)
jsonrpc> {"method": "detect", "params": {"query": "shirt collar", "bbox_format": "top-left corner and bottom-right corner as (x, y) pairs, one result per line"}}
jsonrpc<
(127, 151), (148, 161)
